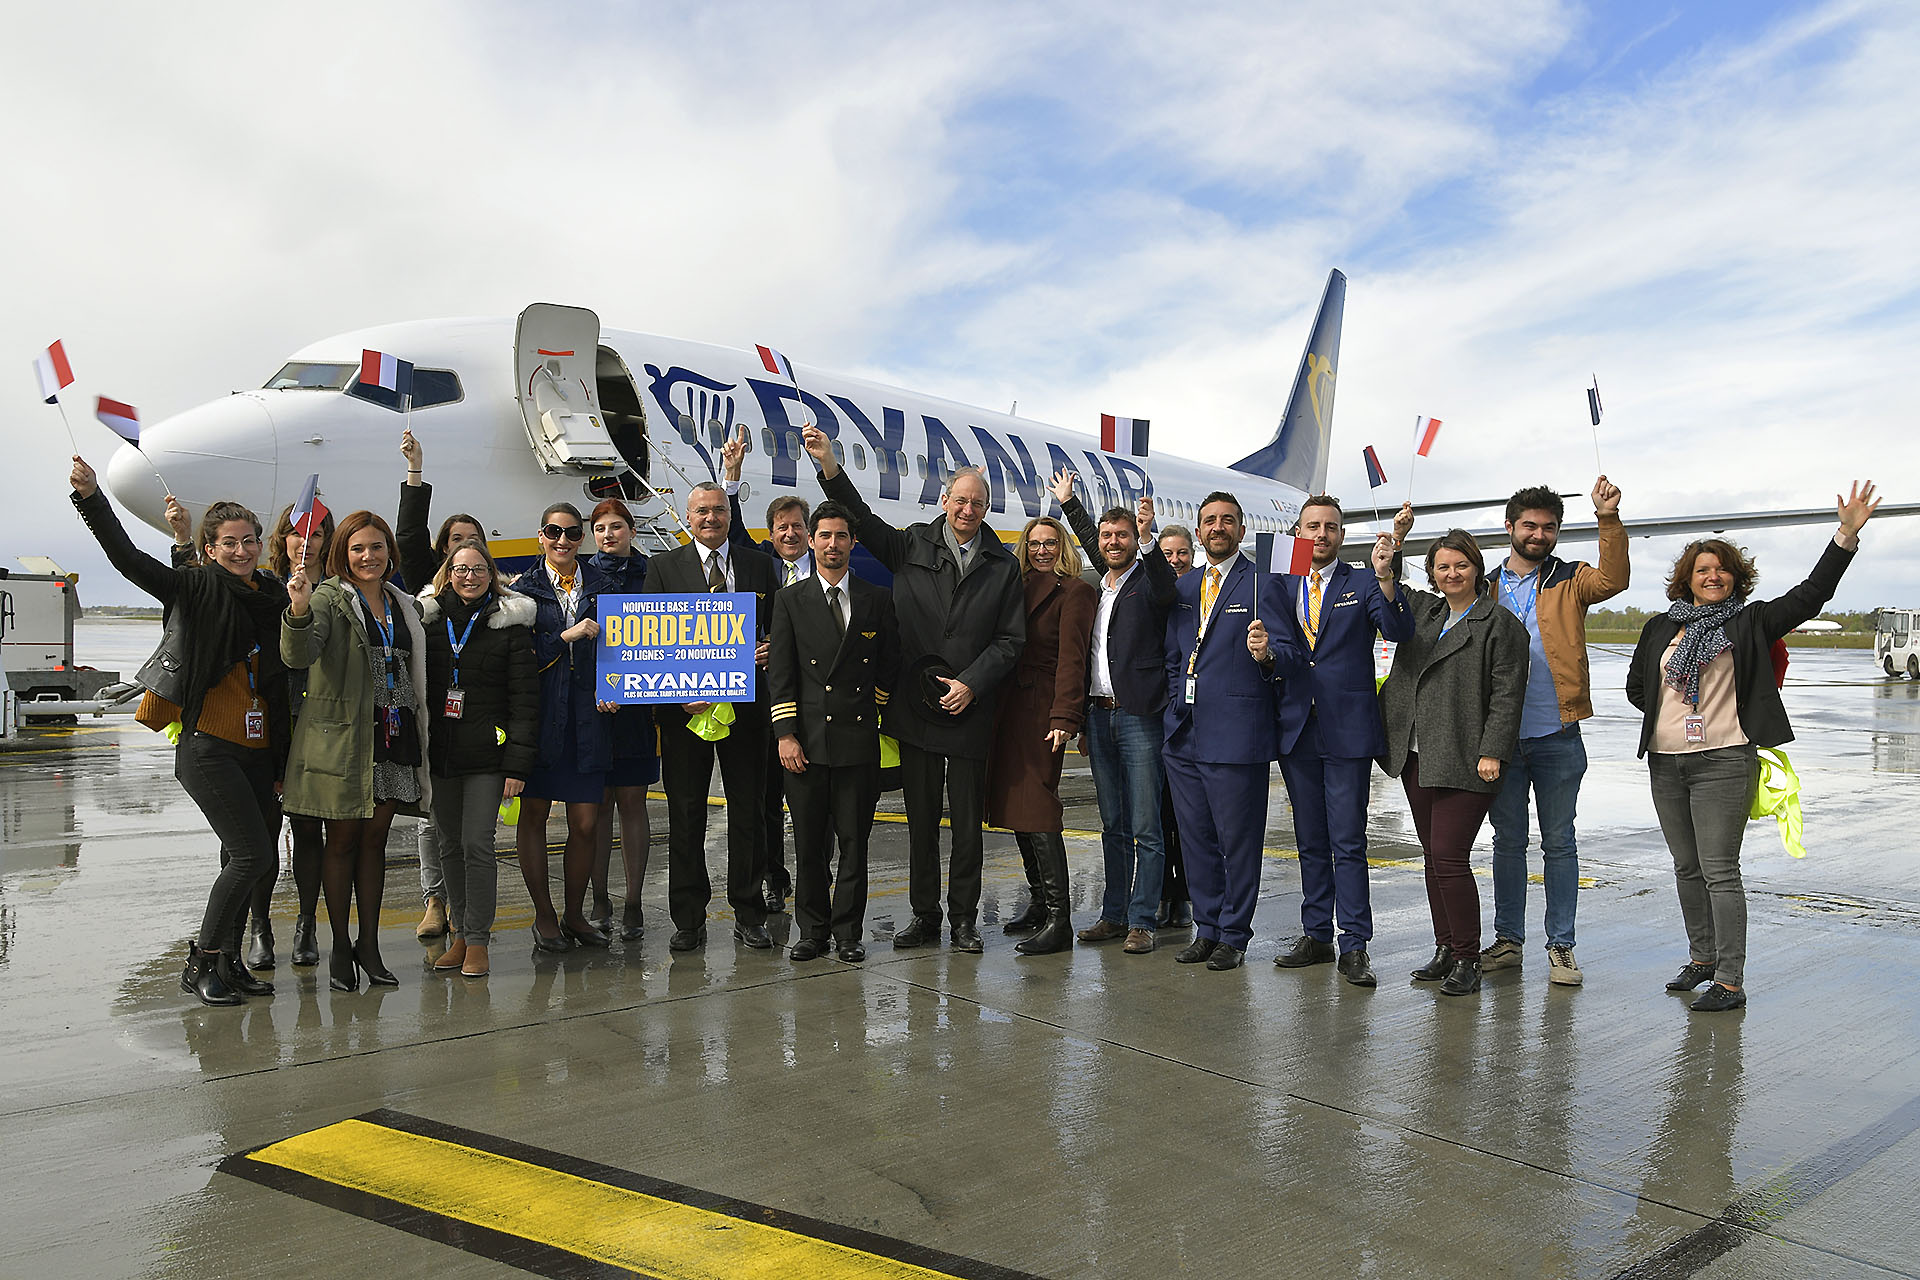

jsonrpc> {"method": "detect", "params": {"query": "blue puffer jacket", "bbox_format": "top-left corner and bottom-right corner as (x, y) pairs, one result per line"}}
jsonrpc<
(588, 549), (656, 763)
(512, 560), (616, 775)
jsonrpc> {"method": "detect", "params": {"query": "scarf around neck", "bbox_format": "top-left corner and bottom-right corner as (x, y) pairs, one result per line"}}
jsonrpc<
(1662, 596), (1745, 704)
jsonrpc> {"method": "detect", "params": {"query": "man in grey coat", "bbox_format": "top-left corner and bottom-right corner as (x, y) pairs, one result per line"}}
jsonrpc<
(802, 425), (1026, 953)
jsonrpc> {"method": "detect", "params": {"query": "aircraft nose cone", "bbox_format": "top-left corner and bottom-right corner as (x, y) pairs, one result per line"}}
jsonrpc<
(104, 445), (170, 529)
(106, 395), (278, 537)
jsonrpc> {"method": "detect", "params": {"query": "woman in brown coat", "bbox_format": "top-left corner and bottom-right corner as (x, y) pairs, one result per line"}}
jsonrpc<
(987, 516), (1096, 955)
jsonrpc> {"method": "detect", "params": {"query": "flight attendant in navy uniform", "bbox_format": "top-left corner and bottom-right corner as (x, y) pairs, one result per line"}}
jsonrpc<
(1161, 491), (1305, 970)
(1258, 496), (1414, 987)
(767, 501), (901, 961)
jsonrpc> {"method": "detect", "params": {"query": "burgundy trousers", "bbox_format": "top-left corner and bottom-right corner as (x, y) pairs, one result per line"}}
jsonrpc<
(1401, 752), (1494, 961)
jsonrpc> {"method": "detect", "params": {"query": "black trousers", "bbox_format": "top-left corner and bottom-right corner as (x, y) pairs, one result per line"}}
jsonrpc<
(898, 741), (986, 925)
(761, 733), (790, 894)
(785, 759), (881, 943)
(174, 731), (279, 954)
(657, 710), (768, 932)
(1161, 776), (1189, 905)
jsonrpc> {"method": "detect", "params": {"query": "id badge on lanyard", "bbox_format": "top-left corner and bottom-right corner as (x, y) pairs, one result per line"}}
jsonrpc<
(242, 645), (265, 740)
(445, 688), (466, 720)
(1684, 711), (1706, 744)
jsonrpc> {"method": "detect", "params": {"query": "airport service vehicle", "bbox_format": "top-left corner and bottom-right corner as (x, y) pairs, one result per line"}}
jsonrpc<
(0, 560), (130, 730)
(1875, 608), (1919, 678)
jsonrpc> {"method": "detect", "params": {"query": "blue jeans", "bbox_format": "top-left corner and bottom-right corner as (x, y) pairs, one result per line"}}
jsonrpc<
(1084, 702), (1166, 931)
(1488, 722), (1586, 948)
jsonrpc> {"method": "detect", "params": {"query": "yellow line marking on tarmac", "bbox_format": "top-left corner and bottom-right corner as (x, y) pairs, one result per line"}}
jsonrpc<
(229, 1112), (1031, 1280)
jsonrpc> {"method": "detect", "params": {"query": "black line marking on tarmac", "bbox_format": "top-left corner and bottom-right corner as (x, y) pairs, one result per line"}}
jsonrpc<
(220, 1107), (1048, 1280)
(1611, 1093), (1920, 1279)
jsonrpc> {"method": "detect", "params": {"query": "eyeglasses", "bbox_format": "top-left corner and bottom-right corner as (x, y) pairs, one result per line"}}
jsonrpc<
(541, 524), (585, 541)
(213, 537), (263, 552)
(1026, 539), (1061, 550)
(948, 497), (987, 511)
(448, 565), (490, 577)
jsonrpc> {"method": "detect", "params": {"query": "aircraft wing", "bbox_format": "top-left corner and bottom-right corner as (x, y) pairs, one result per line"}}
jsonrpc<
(1401, 503), (1920, 553)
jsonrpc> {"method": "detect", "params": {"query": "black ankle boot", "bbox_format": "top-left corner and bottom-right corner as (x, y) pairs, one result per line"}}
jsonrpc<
(1015, 834), (1074, 956)
(180, 943), (244, 1006)
(290, 914), (320, 966)
(1440, 957), (1482, 996)
(218, 949), (275, 997)
(1411, 944), (1454, 982)
(247, 916), (276, 970)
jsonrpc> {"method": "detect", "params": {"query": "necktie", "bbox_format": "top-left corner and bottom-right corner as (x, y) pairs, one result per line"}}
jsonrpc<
(556, 573), (574, 595)
(957, 541), (970, 573)
(785, 560), (798, 586)
(1306, 569), (1324, 650)
(1201, 565), (1221, 628)
(706, 552), (725, 593)
(826, 584), (845, 633)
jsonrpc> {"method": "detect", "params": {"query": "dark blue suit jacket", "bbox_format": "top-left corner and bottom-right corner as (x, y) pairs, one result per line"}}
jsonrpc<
(1270, 560), (1414, 758)
(1162, 555), (1304, 764)
(1059, 495), (1179, 716)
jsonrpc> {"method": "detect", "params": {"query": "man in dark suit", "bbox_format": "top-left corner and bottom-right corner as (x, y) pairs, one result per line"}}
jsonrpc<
(1252, 496), (1411, 987)
(801, 424), (1025, 953)
(723, 431), (812, 916)
(1163, 492), (1305, 970)
(768, 501), (900, 962)
(1053, 471), (1178, 954)
(641, 479), (781, 952)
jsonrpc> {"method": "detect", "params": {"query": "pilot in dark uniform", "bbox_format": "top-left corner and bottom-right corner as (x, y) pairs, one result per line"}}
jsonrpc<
(767, 501), (901, 962)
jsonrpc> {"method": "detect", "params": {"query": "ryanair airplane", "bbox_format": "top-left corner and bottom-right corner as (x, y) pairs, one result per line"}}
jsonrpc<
(97, 269), (1907, 570)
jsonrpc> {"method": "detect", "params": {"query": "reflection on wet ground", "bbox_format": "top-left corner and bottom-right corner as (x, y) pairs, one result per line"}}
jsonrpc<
(2, 649), (1917, 1277)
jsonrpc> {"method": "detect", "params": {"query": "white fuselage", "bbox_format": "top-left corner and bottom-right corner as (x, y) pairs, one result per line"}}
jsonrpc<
(104, 316), (1309, 570)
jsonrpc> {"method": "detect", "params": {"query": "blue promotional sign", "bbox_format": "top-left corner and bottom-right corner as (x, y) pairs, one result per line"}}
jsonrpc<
(598, 593), (758, 704)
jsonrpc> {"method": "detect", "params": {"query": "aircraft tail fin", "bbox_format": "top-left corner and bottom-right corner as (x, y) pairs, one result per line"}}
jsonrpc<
(1229, 268), (1345, 494)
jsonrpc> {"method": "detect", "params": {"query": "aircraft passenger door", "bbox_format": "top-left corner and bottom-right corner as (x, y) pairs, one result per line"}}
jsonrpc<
(514, 304), (621, 472)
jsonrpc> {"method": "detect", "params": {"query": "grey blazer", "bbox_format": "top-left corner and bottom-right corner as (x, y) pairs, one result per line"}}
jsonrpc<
(1378, 588), (1529, 793)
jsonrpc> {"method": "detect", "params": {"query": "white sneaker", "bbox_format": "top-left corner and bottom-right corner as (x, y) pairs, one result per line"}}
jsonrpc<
(1547, 944), (1583, 986)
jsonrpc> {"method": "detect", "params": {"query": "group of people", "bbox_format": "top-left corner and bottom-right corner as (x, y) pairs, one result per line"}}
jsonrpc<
(70, 422), (1881, 1016)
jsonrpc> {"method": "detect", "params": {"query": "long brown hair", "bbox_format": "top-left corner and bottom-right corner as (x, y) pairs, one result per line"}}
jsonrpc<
(1017, 516), (1083, 578)
(325, 510), (397, 583)
(268, 501), (336, 579)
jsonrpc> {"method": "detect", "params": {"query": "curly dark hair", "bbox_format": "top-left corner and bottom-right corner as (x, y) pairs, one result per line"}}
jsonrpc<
(1505, 485), (1563, 526)
(1666, 539), (1758, 603)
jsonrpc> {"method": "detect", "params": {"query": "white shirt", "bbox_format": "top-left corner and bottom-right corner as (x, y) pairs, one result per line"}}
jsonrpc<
(816, 570), (850, 630)
(546, 562), (581, 624)
(1089, 560), (1139, 698)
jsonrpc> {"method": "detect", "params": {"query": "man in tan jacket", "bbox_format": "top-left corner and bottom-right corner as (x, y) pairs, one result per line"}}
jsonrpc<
(1482, 478), (1626, 987)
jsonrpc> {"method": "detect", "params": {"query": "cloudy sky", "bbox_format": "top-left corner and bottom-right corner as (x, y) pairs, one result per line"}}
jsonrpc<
(4, 0), (1916, 610)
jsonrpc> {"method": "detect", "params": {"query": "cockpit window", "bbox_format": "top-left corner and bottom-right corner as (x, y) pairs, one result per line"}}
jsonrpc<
(265, 362), (358, 390)
(343, 368), (464, 412)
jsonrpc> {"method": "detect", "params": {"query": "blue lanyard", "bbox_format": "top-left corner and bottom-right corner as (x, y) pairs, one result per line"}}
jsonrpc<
(245, 645), (259, 705)
(1498, 568), (1539, 630)
(1440, 607), (1471, 638)
(363, 589), (396, 697)
(446, 598), (486, 688)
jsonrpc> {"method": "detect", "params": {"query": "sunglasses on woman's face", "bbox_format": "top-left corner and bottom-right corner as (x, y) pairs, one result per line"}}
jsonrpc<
(541, 523), (585, 542)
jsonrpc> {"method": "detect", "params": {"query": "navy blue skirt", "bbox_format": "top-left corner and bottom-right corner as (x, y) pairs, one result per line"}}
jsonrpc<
(522, 766), (608, 806)
(608, 755), (659, 788)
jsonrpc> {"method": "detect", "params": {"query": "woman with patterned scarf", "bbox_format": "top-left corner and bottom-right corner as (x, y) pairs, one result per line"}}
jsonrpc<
(1626, 481), (1881, 1012)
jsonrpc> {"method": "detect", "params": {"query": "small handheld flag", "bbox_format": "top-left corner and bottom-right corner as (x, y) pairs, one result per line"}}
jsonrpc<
(34, 340), (75, 404)
(1587, 377), (1603, 427)
(290, 473), (329, 539)
(1254, 531), (1316, 576)
(1362, 445), (1388, 488)
(95, 396), (140, 445)
(358, 349), (414, 399)
(755, 345), (796, 382)
(1414, 415), (1443, 458)
(1100, 414), (1151, 458)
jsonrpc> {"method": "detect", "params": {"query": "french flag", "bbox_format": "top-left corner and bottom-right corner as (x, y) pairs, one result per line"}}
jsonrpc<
(1255, 531), (1316, 576)
(1100, 414), (1150, 457)
(290, 473), (329, 539)
(95, 396), (140, 444)
(756, 344), (795, 382)
(358, 349), (414, 398)
(1587, 377), (1603, 427)
(34, 340), (74, 405)
(1414, 415), (1443, 458)
(1362, 445), (1388, 489)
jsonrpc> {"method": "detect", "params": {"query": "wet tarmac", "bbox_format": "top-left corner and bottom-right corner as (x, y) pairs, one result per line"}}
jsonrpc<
(3, 631), (1919, 1278)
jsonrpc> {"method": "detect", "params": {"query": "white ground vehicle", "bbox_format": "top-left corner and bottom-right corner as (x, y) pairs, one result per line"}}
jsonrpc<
(1875, 608), (1920, 678)
(0, 560), (130, 729)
